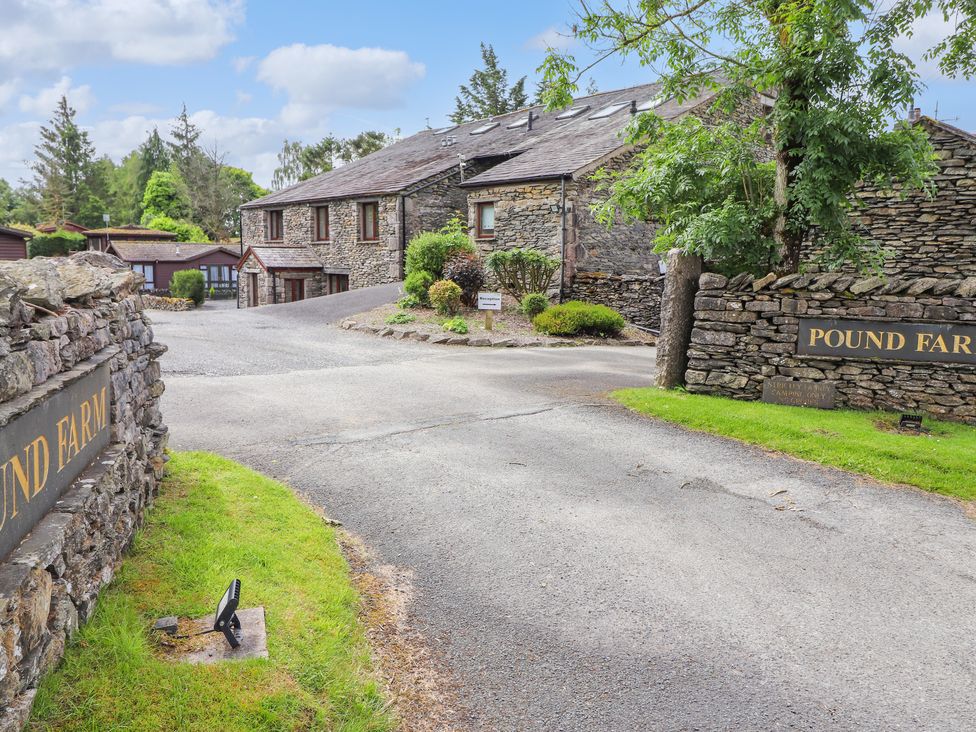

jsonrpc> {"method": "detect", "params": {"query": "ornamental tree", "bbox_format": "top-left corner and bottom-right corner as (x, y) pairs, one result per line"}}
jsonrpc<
(538, 0), (974, 273)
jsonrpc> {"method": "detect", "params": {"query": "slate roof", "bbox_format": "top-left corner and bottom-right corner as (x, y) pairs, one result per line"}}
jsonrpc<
(0, 225), (31, 240)
(240, 246), (324, 270)
(917, 116), (976, 145)
(242, 80), (729, 209)
(109, 241), (240, 262)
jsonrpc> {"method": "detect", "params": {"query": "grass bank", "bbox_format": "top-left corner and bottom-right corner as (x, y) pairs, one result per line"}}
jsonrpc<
(29, 452), (392, 732)
(612, 388), (976, 502)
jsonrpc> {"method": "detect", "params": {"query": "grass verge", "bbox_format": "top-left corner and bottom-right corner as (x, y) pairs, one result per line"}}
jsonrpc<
(28, 451), (393, 732)
(612, 388), (976, 502)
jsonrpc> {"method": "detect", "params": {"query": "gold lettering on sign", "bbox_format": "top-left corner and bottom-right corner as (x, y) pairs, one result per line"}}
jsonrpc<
(2, 436), (49, 520)
(954, 335), (973, 354)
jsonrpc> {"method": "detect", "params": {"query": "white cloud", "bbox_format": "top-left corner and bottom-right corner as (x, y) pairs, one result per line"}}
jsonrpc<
(235, 90), (253, 105)
(18, 76), (95, 116)
(892, 11), (958, 81)
(0, 121), (42, 184)
(527, 26), (577, 51)
(108, 102), (164, 116)
(233, 56), (255, 73)
(257, 43), (426, 126)
(0, 80), (19, 115)
(0, 0), (242, 72)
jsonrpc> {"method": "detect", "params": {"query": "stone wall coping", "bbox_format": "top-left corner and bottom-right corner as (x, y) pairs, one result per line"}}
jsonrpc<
(698, 271), (976, 299)
(0, 346), (120, 427)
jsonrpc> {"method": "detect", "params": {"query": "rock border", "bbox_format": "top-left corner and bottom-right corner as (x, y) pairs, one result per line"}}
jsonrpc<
(338, 319), (652, 348)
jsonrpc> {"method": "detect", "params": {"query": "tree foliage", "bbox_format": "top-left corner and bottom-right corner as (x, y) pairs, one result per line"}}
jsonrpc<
(30, 96), (97, 226)
(539, 0), (972, 273)
(271, 132), (393, 191)
(141, 170), (191, 221)
(143, 215), (209, 243)
(27, 230), (86, 258)
(593, 115), (779, 275)
(451, 43), (528, 124)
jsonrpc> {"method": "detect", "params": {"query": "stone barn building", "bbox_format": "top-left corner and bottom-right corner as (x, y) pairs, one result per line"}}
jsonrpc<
(238, 80), (770, 324)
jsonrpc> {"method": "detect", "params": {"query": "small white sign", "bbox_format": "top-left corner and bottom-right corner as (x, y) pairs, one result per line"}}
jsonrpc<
(477, 292), (502, 311)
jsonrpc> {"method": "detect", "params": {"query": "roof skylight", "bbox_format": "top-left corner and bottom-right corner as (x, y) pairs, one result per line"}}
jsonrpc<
(506, 117), (529, 129)
(555, 105), (590, 120)
(470, 121), (500, 135)
(433, 125), (457, 135)
(588, 102), (631, 119)
(636, 95), (666, 112)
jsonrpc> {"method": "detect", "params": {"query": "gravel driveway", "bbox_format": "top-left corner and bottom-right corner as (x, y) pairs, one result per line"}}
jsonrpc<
(154, 287), (976, 731)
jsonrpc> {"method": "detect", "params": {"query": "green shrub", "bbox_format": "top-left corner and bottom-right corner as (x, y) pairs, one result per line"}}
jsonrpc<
(520, 293), (550, 318)
(485, 248), (560, 300)
(404, 270), (434, 304)
(532, 301), (625, 337)
(27, 230), (86, 258)
(404, 217), (474, 278)
(397, 294), (421, 309)
(442, 316), (469, 334)
(428, 279), (462, 315)
(143, 214), (209, 243)
(443, 252), (485, 306)
(169, 269), (206, 305)
(386, 311), (416, 325)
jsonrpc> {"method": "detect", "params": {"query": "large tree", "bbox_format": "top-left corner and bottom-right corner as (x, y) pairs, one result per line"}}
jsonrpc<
(451, 43), (529, 123)
(539, 0), (974, 273)
(30, 96), (97, 225)
(137, 127), (171, 195)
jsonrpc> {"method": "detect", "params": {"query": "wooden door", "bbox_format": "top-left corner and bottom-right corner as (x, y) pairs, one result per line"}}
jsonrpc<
(248, 273), (258, 307)
(286, 278), (305, 302)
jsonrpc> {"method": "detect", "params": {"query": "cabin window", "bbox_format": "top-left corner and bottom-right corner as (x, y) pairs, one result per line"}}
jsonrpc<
(361, 202), (379, 241)
(131, 263), (154, 290)
(267, 209), (284, 241)
(314, 206), (330, 241)
(476, 202), (495, 238)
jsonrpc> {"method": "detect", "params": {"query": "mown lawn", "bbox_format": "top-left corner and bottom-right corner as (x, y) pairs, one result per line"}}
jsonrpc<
(29, 452), (392, 732)
(613, 388), (976, 502)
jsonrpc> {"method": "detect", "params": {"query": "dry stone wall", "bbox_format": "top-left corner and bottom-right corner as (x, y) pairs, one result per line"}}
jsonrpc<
(684, 270), (976, 423)
(0, 252), (167, 729)
(803, 119), (976, 277)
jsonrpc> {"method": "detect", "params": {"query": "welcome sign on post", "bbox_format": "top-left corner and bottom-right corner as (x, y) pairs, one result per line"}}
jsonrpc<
(477, 292), (502, 331)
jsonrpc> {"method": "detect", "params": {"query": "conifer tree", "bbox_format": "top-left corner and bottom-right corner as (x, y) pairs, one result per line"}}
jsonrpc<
(451, 43), (528, 123)
(137, 127), (171, 195)
(30, 96), (96, 225)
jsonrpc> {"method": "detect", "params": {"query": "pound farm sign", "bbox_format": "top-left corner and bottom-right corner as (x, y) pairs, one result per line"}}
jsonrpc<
(0, 363), (111, 558)
(798, 318), (976, 365)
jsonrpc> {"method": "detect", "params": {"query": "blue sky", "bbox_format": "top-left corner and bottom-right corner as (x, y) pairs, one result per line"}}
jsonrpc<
(0, 0), (972, 190)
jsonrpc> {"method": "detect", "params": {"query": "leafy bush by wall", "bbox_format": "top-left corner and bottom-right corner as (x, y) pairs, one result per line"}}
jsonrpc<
(404, 270), (435, 304)
(532, 301), (625, 337)
(404, 217), (474, 278)
(27, 230), (86, 258)
(169, 269), (206, 305)
(428, 279), (462, 316)
(443, 252), (485, 306)
(485, 248), (560, 300)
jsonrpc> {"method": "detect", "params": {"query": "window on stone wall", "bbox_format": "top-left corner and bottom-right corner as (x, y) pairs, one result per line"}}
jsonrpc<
(267, 209), (284, 241)
(476, 202), (495, 238)
(314, 206), (329, 241)
(361, 202), (379, 241)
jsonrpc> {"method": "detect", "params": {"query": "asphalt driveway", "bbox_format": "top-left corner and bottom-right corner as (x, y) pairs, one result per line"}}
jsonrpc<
(154, 287), (976, 731)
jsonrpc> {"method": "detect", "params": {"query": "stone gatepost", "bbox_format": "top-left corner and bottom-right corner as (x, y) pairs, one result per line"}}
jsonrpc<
(655, 250), (703, 388)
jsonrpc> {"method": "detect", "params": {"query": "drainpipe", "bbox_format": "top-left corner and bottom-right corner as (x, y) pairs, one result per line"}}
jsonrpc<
(558, 175), (567, 303)
(398, 194), (406, 278)
(271, 271), (277, 305)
